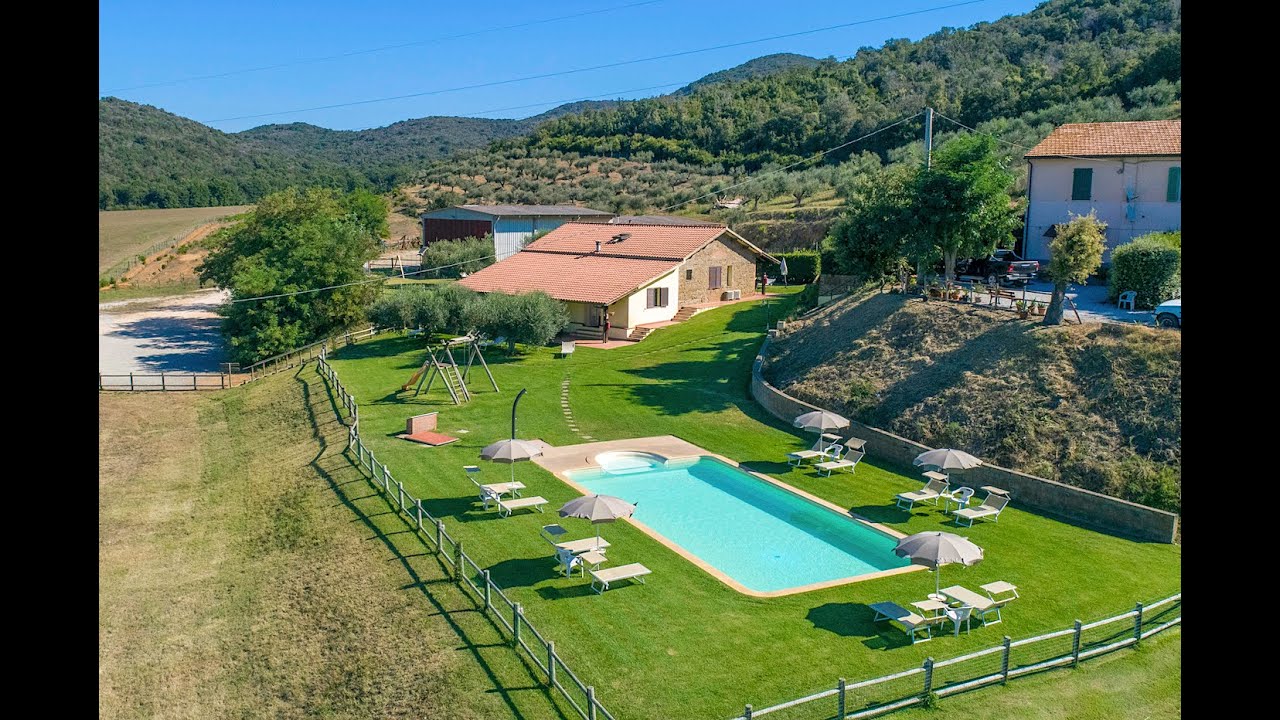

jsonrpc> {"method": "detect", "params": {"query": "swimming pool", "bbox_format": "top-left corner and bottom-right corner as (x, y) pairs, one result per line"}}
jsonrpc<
(565, 455), (911, 594)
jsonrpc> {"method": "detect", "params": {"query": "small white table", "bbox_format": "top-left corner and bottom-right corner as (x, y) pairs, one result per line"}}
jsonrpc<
(578, 550), (608, 571)
(981, 580), (1019, 601)
(911, 599), (949, 617)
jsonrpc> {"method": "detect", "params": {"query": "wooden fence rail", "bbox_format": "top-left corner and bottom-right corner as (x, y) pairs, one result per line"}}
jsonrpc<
(732, 593), (1180, 720)
(315, 350), (617, 720)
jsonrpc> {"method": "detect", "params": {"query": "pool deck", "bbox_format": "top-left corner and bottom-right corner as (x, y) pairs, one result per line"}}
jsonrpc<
(533, 435), (924, 598)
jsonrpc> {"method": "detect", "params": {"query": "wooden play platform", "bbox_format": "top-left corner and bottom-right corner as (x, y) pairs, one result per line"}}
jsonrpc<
(397, 412), (459, 446)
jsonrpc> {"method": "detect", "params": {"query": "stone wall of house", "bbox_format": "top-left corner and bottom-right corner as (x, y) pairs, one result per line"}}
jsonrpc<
(677, 235), (758, 307)
(750, 334), (1180, 544)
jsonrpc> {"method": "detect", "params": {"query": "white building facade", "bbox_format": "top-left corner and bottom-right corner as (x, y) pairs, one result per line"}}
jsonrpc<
(1023, 121), (1180, 263)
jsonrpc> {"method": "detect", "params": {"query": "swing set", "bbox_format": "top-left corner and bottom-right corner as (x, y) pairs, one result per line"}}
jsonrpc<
(400, 333), (499, 404)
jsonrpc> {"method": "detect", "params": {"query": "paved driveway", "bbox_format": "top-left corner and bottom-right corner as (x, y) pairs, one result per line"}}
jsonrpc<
(1011, 281), (1159, 325)
(99, 289), (229, 374)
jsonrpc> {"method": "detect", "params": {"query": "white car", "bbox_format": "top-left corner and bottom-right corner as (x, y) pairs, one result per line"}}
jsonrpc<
(1154, 299), (1181, 328)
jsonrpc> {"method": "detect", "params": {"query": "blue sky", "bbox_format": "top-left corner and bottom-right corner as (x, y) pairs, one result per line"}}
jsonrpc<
(99, 0), (1040, 133)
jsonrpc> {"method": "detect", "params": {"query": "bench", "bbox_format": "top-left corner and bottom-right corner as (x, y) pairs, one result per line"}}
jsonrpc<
(559, 340), (576, 358)
(590, 563), (651, 593)
(497, 496), (547, 517)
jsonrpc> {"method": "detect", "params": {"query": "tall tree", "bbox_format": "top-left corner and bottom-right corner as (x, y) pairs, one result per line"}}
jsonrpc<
(827, 166), (916, 282)
(1043, 212), (1107, 325)
(199, 188), (388, 363)
(914, 135), (1022, 282)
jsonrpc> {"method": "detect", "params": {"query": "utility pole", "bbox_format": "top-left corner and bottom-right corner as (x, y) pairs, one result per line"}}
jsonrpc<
(923, 106), (934, 170)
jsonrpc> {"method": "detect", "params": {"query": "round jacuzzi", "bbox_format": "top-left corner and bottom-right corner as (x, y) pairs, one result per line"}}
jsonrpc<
(595, 451), (666, 474)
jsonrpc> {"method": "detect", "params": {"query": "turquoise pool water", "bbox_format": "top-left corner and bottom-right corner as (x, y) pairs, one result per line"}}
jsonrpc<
(566, 456), (909, 592)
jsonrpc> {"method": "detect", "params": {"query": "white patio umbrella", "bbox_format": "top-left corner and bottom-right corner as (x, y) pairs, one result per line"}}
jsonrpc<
(793, 410), (850, 433)
(480, 438), (544, 484)
(894, 531), (984, 598)
(558, 494), (637, 544)
(913, 448), (984, 474)
(779, 256), (789, 285)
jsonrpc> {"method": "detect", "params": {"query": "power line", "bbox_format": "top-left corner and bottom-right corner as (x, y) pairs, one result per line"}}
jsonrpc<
(933, 111), (1128, 166)
(229, 253), (497, 303)
(659, 112), (923, 212)
(101, 0), (669, 93)
(202, 0), (992, 125)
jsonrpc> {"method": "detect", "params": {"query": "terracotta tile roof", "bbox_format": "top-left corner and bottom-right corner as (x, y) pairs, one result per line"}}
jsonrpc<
(459, 251), (679, 305)
(456, 204), (614, 217)
(523, 222), (729, 260)
(1025, 120), (1181, 158)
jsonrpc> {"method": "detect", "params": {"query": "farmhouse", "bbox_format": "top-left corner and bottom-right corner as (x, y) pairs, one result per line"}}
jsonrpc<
(459, 222), (774, 341)
(420, 204), (614, 261)
(1023, 120), (1181, 262)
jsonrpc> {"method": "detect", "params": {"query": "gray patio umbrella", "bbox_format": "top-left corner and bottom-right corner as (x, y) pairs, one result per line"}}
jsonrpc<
(913, 448), (984, 473)
(894, 531), (984, 598)
(558, 494), (637, 544)
(480, 438), (544, 484)
(793, 410), (850, 433)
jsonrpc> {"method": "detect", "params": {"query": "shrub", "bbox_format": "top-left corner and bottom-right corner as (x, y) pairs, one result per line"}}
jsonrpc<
(772, 250), (821, 284)
(466, 291), (569, 352)
(99, 276), (111, 288)
(1109, 237), (1181, 308)
(419, 236), (496, 278)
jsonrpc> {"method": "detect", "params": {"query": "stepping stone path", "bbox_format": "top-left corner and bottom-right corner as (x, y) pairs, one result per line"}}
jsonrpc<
(560, 374), (593, 441)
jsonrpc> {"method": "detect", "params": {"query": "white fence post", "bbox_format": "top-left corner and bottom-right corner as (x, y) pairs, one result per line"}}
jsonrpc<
(483, 569), (492, 611)
(416, 499), (424, 531)
(743, 704), (752, 720)
(837, 677), (846, 718)
(547, 640), (556, 687)
(436, 520), (444, 554)
(587, 686), (597, 720)
(454, 540), (463, 580)
(1134, 602), (1144, 643)
(922, 657), (934, 698)
(396, 479), (404, 511)
(513, 603), (522, 648)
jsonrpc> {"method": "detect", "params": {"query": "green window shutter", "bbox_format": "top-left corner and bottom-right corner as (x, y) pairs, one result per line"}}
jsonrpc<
(1071, 168), (1093, 201)
(1167, 167), (1181, 202)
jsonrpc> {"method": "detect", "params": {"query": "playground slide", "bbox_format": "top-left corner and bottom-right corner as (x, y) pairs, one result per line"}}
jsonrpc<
(401, 364), (428, 391)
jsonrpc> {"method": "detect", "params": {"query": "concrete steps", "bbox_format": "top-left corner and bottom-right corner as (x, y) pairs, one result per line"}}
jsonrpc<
(628, 326), (656, 342)
(672, 307), (700, 322)
(570, 326), (604, 341)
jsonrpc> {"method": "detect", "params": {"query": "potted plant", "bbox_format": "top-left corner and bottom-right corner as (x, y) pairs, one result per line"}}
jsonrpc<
(1032, 300), (1046, 316)
(1015, 300), (1029, 319)
(948, 284), (964, 301)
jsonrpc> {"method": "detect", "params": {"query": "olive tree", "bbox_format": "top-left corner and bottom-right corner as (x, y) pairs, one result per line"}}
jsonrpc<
(1043, 212), (1107, 325)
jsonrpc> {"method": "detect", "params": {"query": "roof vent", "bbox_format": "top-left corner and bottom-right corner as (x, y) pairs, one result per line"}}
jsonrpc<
(608, 232), (631, 244)
(595, 240), (602, 253)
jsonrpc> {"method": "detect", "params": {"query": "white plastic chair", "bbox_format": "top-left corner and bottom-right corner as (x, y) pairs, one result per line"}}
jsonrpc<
(1117, 291), (1137, 310)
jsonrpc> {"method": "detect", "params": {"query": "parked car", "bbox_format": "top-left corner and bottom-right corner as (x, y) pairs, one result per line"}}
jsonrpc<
(1154, 298), (1181, 328)
(954, 249), (1041, 285)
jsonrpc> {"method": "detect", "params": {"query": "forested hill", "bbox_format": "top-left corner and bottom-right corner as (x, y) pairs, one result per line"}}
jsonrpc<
(525, 0), (1182, 169)
(100, 0), (1180, 210)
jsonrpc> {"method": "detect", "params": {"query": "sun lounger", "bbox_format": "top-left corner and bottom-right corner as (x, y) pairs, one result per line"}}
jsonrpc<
(556, 537), (612, 554)
(497, 496), (547, 517)
(816, 448), (865, 476)
(469, 473), (524, 507)
(953, 493), (1010, 526)
(590, 563), (651, 593)
(895, 477), (950, 510)
(787, 434), (842, 466)
(868, 601), (947, 643)
(940, 584), (1017, 625)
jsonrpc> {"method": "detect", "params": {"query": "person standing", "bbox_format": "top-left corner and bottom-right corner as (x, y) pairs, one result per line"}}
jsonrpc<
(602, 311), (612, 343)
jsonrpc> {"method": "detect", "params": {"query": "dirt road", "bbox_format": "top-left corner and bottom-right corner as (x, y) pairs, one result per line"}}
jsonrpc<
(99, 289), (229, 374)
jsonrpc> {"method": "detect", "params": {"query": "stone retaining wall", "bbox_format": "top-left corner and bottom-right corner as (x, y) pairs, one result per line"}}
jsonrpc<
(750, 336), (1179, 544)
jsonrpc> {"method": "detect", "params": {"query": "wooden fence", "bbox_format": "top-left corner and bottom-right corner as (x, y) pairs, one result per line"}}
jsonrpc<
(98, 372), (242, 391)
(99, 326), (387, 392)
(315, 350), (617, 720)
(732, 593), (1181, 720)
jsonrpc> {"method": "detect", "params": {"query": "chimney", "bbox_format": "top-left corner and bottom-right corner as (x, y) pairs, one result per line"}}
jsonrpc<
(595, 240), (602, 253)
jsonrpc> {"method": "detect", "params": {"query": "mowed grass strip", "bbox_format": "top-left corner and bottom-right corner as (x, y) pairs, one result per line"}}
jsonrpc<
(99, 369), (576, 719)
(325, 292), (1181, 720)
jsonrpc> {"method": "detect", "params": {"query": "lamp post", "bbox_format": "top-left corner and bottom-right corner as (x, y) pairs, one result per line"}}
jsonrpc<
(511, 388), (527, 439)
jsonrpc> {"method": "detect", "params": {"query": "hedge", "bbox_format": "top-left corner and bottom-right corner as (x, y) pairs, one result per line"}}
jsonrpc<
(770, 250), (821, 283)
(1109, 237), (1181, 308)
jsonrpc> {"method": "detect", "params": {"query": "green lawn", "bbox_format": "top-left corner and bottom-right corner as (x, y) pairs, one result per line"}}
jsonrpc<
(99, 205), (251, 274)
(325, 293), (1181, 720)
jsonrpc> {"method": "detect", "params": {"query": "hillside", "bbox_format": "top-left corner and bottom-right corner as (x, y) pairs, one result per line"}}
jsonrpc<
(673, 52), (820, 94)
(764, 288), (1181, 512)
(101, 0), (1180, 211)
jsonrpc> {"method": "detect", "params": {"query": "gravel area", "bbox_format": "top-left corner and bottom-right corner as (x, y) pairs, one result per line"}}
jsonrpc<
(99, 289), (229, 374)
